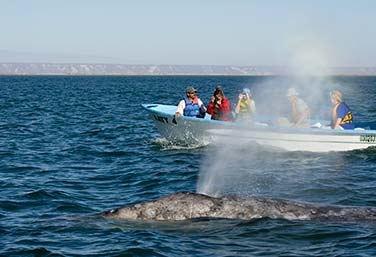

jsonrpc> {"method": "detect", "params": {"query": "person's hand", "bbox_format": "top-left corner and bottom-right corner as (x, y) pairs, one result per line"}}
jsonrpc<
(211, 96), (215, 102)
(216, 95), (222, 103)
(238, 94), (243, 101)
(175, 112), (181, 118)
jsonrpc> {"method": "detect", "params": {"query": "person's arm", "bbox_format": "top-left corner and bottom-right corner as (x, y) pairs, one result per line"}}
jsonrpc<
(206, 101), (215, 115)
(249, 100), (256, 115)
(246, 97), (256, 115)
(221, 98), (231, 113)
(175, 100), (185, 118)
(294, 107), (310, 126)
(235, 94), (242, 114)
(333, 118), (342, 129)
(332, 104), (346, 129)
(198, 99), (206, 112)
(197, 99), (206, 118)
(220, 98), (232, 121)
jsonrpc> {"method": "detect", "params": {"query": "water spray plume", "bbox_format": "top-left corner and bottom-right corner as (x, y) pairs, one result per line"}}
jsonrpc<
(288, 39), (332, 77)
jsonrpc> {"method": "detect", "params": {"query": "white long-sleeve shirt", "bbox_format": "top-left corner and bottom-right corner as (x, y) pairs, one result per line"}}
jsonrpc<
(175, 98), (205, 115)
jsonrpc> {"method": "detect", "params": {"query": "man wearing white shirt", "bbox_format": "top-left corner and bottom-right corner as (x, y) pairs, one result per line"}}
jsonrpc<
(175, 86), (206, 119)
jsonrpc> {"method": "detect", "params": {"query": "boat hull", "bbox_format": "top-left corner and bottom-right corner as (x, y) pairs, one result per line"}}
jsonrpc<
(143, 104), (232, 145)
(208, 128), (376, 152)
(142, 104), (376, 152)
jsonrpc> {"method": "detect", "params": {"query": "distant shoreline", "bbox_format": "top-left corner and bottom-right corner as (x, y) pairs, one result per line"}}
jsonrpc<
(1, 63), (376, 76)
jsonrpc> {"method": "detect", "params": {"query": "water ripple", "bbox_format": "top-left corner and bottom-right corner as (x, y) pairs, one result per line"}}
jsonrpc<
(1, 76), (376, 256)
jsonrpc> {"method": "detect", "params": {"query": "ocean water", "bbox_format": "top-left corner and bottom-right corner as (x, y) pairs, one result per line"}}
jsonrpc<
(1, 75), (376, 256)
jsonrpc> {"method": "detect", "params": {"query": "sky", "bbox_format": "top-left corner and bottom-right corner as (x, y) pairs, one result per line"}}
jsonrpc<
(0, 0), (375, 66)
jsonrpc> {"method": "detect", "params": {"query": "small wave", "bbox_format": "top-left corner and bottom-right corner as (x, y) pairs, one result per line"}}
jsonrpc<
(150, 137), (209, 150)
(338, 146), (376, 161)
(0, 200), (22, 211)
(54, 202), (92, 214)
(351, 146), (376, 154)
(24, 189), (54, 199)
(24, 189), (69, 200)
(62, 146), (137, 157)
(2, 165), (40, 173)
(3, 247), (63, 257)
(96, 150), (131, 157)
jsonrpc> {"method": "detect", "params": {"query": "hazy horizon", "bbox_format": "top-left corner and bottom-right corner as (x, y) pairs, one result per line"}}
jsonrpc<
(1, 1), (375, 67)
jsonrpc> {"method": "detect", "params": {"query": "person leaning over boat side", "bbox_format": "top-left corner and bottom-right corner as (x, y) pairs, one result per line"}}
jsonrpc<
(175, 86), (206, 119)
(206, 86), (232, 121)
(329, 90), (354, 130)
(235, 88), (256, 121)
(286, 88), (310, 127)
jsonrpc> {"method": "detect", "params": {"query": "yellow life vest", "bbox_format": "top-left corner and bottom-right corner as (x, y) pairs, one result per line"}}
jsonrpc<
(237, 99), (254, 120)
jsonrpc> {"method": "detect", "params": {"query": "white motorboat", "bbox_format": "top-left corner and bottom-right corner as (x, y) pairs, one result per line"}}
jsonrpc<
(142, 104), (376, 152)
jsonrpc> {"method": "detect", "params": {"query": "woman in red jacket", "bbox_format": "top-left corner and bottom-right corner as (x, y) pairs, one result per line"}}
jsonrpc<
(207, 86), (232, 121)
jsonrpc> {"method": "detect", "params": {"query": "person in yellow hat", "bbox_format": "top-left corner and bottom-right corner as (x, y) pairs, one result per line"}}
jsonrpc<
(330, 90), (354, 129)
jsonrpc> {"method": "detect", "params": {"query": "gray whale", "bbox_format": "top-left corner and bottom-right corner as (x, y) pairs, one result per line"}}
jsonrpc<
(103, 192), (376, 222)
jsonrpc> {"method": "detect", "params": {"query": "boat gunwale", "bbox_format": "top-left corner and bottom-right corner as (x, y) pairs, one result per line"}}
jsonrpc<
(141, 103), (376, 136)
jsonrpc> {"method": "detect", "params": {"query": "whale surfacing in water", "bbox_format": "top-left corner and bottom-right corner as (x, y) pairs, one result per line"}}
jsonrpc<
(103, 192), (376, 222)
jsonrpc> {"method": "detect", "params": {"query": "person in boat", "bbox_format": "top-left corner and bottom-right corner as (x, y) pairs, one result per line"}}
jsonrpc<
(329, 90), (354, 130)
(175, 86), (206, 119)
(235, 88), (256, 121)
(206, 86), (232, 121)
(286, 88), (310, 127)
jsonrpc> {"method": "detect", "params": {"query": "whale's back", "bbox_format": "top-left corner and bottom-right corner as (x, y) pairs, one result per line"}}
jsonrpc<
(103, 192), (376, 222)
(103, 192), (224, 220)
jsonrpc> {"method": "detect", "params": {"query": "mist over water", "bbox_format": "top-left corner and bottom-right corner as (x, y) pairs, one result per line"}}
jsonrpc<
(196, 137), (376, 205)
(247, 47), (348, 121)
(197, 142), (265, 197)
(249, 76), (349, 122)
(196, 54), (371, 201)
(196, 141), (310, 198)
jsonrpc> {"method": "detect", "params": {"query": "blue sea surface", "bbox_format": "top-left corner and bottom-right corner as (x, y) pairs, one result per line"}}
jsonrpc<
(1, 75), (376, 256)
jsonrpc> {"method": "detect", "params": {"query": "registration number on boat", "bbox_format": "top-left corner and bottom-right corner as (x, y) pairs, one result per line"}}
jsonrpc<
(153, 114), (169, 124)
(360, 134), (376, 143)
